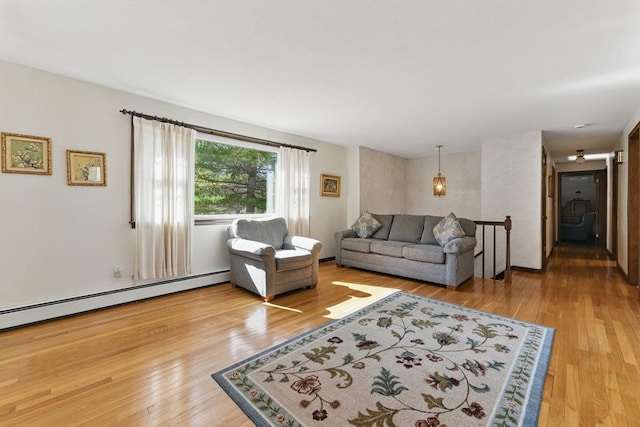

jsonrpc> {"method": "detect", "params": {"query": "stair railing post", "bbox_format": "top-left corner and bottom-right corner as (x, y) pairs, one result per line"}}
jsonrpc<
(504, 215), (512, 284)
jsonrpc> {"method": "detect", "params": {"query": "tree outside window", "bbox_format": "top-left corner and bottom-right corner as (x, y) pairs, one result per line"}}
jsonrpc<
(194, 139), (276, 215)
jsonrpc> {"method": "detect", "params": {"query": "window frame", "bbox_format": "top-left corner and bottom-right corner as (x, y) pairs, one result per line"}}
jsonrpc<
(193, 133), (278, 225)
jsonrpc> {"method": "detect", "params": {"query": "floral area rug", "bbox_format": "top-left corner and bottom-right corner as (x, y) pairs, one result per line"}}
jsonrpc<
(213, 291), (554, 426)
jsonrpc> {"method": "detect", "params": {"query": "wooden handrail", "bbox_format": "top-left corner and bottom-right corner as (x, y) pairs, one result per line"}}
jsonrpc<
(474, 216), (512, 284)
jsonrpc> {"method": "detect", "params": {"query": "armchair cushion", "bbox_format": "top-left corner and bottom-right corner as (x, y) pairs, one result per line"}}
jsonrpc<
(230, 217), (287, 249)
(275, 250), (312, 271)
(561, 211), (596, 241)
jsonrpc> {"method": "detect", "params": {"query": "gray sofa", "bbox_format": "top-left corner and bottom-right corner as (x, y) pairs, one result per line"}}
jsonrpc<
(334, 214), (477, 289)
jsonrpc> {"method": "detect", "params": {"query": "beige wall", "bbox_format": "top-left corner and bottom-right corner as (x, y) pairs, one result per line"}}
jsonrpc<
(405, 150), (481, 219)
(358, 147), (407, 214)
(0, 61), (349, 325)
(482, 131), (543, 270)
(357, 147), (481, 221)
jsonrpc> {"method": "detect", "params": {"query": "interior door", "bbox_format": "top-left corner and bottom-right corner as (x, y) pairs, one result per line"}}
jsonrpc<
(558, 171), (600, 245)
(628, 123), (639, 285)
(541, 148), (548, 267)
(595, 170), (607, 247)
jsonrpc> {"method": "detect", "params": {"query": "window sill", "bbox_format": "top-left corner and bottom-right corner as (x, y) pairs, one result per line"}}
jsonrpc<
(195, 214), (277, 226)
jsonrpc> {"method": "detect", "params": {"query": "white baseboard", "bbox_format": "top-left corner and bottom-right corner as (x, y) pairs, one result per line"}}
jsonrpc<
(0, 271), (230, 330)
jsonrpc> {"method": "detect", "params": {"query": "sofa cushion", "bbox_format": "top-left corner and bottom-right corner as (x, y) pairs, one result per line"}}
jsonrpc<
(458, 218), (477, 237)
(351, 210), (382, 238)
(420, 215), (444, 244)
(403, 244), (445, 264)
(370, 240), (410, 258)
(388, 214), (425, 243)
(342, 238), (372, 253)
(433, 212), (466, 246)
(275, 249), (312, 271)
(371, 214), (394, 240)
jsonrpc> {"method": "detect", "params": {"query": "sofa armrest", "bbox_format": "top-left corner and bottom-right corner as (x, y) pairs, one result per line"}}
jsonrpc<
(334, 229), (357, 241)
(227, 238), (276, 261)
(334, 229), (356, 266)
(284, 235), (323, 254)
(443, 236), (477, 255)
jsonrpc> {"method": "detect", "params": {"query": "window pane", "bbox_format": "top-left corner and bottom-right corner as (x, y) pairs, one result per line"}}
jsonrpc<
(194, 139), (276, 215)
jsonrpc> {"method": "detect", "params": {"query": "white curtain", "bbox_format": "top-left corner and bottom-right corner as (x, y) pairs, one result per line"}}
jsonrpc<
(133, 117), (196, 281)
(275, 147), (311, 236)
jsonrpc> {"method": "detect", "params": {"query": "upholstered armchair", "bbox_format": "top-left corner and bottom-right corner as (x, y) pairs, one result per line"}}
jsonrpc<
(227, 217), (323, 301)
(561, 211), (596, 241)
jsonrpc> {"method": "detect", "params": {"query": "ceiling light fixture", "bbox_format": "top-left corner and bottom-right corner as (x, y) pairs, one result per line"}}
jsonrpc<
(575, 149), (586, 165)
(573, 123), (591, 129)
(433, 145), (446, 197)
(567, 152), (609, 162)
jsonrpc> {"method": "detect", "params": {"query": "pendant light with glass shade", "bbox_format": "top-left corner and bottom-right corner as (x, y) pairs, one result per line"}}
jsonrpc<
(433, 145), (446, 197)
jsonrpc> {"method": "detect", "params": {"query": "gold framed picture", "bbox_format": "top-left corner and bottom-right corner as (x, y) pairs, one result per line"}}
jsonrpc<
(67, 150), (107, 186)
(1, 132), (52, 175)
(321, 173), (340, 197)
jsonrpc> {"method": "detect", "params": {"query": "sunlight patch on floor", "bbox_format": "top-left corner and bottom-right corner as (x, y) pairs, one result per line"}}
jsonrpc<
(261, 303), (303, 313)
(323, 281), (399, 319)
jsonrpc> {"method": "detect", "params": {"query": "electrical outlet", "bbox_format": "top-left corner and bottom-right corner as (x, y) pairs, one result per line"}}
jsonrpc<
(113, 265), (122, 278)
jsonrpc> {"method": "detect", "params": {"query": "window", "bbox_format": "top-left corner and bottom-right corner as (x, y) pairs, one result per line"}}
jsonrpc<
(194, 137), (277, 217)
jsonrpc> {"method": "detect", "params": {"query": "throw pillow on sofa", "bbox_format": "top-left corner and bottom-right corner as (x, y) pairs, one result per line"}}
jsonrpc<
(433, 212), (465, 246)
(351, 210), (382, 238)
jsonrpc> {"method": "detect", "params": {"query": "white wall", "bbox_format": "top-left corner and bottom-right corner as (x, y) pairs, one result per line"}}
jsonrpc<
(613, 106), (640, 276)
(0, 61), (348, 325)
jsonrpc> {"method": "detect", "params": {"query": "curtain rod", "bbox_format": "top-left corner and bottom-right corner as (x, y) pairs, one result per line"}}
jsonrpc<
(119, 109), (317, 153)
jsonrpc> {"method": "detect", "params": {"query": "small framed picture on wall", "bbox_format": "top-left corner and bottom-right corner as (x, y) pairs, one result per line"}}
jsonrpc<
(321, 173), (340, 197)
(1, 132), (52, 175)
(67, 150), (107, 186)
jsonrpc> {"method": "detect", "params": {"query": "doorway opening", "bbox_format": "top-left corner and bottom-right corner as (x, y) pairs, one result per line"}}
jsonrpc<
(558, 170), (607, 247)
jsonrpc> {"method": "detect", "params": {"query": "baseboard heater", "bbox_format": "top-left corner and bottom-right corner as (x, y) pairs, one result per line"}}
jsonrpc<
(0, 270), (230, 330)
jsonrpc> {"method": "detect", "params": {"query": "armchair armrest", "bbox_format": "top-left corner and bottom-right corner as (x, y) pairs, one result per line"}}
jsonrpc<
(443, 236), (477, 255)
(284, 235), (323, 254)
(227, 238), (276, 262)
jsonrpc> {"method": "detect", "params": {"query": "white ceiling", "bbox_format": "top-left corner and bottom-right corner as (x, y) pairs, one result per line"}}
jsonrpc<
(1, 1), (639, 161)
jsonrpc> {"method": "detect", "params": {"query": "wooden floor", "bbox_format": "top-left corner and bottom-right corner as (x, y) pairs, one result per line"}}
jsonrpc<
(1, 244), (638, 426)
